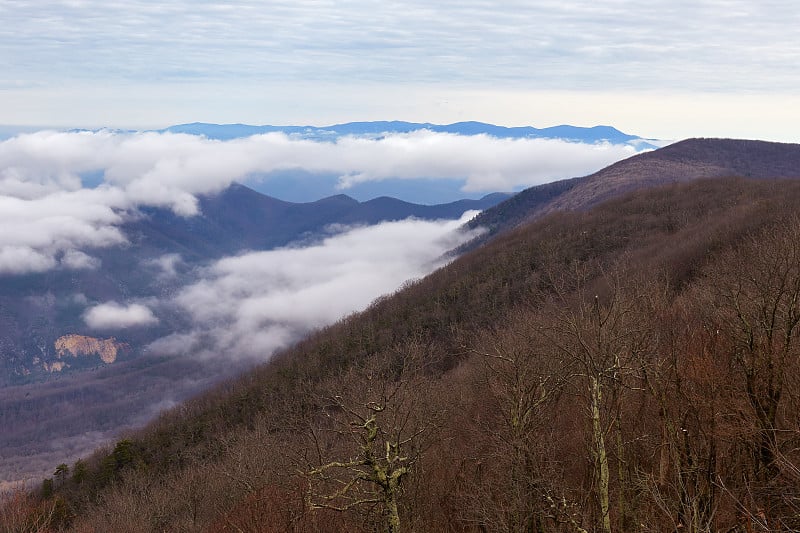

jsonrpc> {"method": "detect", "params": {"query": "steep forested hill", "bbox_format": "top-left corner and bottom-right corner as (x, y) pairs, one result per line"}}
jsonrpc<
(468, 138), (800, 241)
(7, 137), (800, 532)
(9, 175), (800, 532)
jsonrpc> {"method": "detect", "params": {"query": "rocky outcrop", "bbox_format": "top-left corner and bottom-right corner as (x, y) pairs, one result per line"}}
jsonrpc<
(54, 335), (127, 365)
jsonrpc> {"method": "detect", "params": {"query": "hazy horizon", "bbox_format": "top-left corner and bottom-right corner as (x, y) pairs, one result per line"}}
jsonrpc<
(2, 1), (799, 142)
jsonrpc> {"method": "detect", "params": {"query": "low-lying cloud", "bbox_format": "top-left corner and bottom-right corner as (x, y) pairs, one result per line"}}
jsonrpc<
(0, 129), (635, 275)
(84, 302), (159, 330)
(0, 187), (126, 274)
(2, 129), (636, 198)
(149, 213), (482, 360)
(328, 132), (636, 192)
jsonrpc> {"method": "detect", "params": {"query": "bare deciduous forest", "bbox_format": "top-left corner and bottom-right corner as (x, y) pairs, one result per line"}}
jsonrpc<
(4, 177), (800, 532)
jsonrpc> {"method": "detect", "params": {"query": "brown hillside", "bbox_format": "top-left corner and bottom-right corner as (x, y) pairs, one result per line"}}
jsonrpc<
(469, 138), (800, 241)
(544, 138), (800, 213)
(13, 177), (800, 532)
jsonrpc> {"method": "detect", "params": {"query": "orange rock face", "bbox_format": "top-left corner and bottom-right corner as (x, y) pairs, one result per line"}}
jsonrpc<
(54, 334), (126, 364)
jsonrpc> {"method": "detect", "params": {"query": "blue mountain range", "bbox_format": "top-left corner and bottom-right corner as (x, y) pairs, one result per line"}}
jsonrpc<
(160, 120), (655, 147)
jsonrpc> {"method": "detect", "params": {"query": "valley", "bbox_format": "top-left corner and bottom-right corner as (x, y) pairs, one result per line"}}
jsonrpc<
(4, 138), (800, 531)
(0, 184), (507, 485)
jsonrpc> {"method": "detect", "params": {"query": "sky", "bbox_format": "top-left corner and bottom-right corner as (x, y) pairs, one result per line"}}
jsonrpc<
(2, 1), (800, 141)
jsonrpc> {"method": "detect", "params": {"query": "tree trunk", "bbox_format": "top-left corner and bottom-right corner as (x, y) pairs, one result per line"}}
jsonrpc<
(385, 487), (401, 533)
(591, 375), (612, 533)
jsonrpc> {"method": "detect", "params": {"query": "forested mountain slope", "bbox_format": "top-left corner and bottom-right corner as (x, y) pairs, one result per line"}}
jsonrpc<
(11, 177), (800, 532)
(469, 138), (800, 240)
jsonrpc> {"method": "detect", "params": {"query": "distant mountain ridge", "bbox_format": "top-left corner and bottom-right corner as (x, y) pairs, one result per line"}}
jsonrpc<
(43, 121), (659, 204)
(130, 184), (510, 260)
(160, 120), (657, 148)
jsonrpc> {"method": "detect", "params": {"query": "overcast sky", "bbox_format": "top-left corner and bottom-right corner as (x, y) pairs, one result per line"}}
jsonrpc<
(2, 1), (799, 141)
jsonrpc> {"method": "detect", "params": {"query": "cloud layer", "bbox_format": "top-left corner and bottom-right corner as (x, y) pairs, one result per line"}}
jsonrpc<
(4, 1), (799, 93)
(1, 129), (635, 198)
(0, 188), (125, 274)
(3, 2), (800, 142)
(150, 213), (482, 359)
(0, 129), (634, 274)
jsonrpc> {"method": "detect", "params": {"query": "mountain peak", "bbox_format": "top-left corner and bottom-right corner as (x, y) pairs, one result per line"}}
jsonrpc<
(313, 193), (360, 205)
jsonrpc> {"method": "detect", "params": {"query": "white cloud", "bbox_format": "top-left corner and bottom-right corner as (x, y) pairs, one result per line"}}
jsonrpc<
(83, 302), (159, 330)
(0, 245), (56, 274)
(151, 212), (483, 359)
(0, 129), (635, 274)
(0, 130), (225, 214)
(328, 132), (636, 192)
(1, 129), (632, 207)
(0, 187), (126, 275)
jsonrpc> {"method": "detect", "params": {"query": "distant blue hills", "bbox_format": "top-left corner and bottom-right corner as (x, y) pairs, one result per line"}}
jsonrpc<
(160, 120), (656, 147)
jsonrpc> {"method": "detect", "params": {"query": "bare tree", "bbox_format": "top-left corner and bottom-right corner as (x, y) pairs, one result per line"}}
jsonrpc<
(701, 220), (800, 529)
(639, 293), (726, 532)
(543, 267), (653, 533)
(709, 222), (800, 480)
(304, 348), (440, 533)
(461, 306), (585, 532)
(0, 487), (56, 533)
